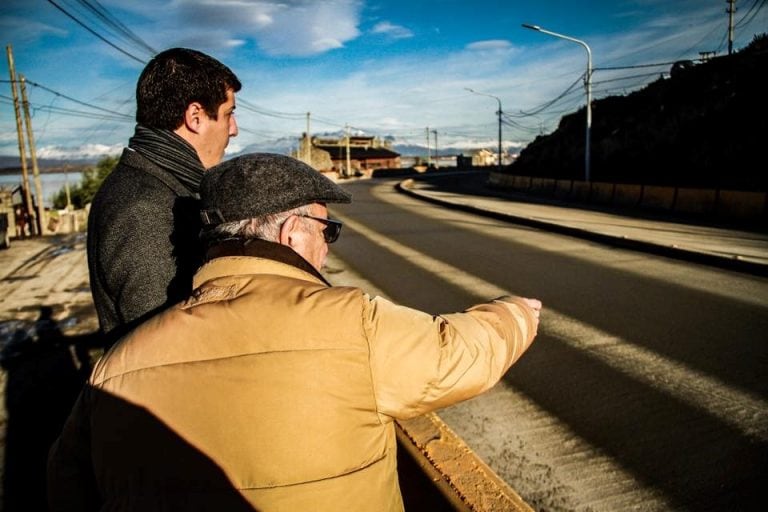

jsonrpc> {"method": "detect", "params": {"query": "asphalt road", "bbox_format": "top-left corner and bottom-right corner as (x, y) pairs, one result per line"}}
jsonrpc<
(328, 178), (768, 512)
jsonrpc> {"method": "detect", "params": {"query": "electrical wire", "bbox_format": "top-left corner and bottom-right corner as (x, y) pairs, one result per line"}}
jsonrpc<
(24, 79), (132, 119)
(75, 0), (157, 55)
(46, 0), (148, 64)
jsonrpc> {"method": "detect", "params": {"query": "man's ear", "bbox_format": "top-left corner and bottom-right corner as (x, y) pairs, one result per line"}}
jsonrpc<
(183, 102), (205, 134)
(279, 215), (303, 248)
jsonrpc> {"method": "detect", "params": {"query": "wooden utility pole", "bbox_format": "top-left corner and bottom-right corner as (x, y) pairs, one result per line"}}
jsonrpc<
(20, 74), (46, 234)
(727, 0), (736, 55)
(6, 44), (37, 235)
(345, 124), (351, 178)
(305, 112), (312, 166)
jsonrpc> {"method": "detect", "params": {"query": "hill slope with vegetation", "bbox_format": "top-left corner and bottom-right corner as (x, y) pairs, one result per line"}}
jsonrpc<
(509, 34), (767, 191)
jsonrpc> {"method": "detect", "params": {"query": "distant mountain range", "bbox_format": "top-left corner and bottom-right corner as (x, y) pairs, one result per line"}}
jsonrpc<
(0, 137), (514, 173)
(0, 155), (97, 173)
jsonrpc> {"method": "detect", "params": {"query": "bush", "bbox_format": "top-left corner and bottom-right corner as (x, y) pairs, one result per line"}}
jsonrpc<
(53, 155), (118, 209)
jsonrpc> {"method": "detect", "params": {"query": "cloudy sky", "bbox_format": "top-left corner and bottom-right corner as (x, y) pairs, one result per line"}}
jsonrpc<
(1, 0), (766, 161)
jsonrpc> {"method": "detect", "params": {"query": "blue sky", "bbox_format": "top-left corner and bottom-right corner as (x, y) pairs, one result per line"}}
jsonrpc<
(1, 0), (766, 161)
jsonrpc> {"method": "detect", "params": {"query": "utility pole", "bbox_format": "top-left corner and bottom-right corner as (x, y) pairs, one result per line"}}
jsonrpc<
(496, 104), (502, 170)
(432, 130), (439, 169)
(305, 112), (312, 166)
(465, 88), (503, 172)
(20, 74), (46, 234)
(6, 44), (37, 235)
(425, 127), (431, 167)
(64, 164), (72, 210)
(345, 124), (351, 178)
(726, 0), (736, 55)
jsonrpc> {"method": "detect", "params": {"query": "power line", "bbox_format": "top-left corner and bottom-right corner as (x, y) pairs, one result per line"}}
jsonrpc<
(75, 0), (157, 55)
(46, 0), (148, 64)
(508, 73), (584, 118)
(595, 60), (684, 71)
(0, 78), (133, 119)
(33, 104), (131, 121)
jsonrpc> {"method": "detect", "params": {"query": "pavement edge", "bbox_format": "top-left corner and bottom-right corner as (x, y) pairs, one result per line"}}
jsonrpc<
(397, 176), (768, 277)
(396, 414), (535, 512)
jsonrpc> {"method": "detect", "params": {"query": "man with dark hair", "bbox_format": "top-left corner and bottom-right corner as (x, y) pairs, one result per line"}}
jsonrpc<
(87, 48), (241, 346)
(50, 153), (542, 511)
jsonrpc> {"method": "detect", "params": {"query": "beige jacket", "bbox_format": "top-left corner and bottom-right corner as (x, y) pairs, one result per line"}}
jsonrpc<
(48, 241), (538, 511)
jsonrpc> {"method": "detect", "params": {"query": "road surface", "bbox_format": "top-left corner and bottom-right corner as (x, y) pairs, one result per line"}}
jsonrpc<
(327, 178), (768, 512)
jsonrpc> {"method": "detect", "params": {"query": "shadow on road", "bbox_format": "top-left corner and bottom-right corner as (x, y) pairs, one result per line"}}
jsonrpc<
(1, 306), (98, 511)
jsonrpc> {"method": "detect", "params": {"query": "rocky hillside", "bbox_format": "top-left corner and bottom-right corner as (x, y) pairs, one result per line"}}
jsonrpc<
(509, 34), (767, 191)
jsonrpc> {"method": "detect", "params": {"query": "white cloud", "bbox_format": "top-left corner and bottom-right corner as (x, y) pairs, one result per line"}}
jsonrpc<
(466, 40), (513, 51)
(312, 38), (344, 52)
(165, 0), (362, 56)
(0, 16), (68, 42)
(371, 21), (414, 40)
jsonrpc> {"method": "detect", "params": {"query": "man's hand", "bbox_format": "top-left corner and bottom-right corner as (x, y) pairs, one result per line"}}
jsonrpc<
(521, 298), (542, 320)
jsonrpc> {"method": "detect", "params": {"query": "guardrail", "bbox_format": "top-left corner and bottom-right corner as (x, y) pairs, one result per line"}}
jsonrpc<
(488, 172), (768, 227)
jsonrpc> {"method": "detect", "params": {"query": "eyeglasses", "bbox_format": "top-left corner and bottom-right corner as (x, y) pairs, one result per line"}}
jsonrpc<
(298, 215), (343, 244)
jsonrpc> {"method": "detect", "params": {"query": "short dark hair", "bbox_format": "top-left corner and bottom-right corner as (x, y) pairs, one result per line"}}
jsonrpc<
(136, 48), (242, 130)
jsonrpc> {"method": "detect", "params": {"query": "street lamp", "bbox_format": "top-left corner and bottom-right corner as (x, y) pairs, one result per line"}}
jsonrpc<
(465, 87), (503, 172)
(523, 23), (592, 182)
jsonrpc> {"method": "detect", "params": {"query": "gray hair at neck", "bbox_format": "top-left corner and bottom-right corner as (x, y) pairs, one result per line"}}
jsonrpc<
(203, 204), (314, 244)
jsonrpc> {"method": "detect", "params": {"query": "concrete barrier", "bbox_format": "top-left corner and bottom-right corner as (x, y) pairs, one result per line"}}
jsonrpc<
(640, 185), (676, 210)
(590, 182), (615, 204)
(488, 172), (513, 188)
(513, 175), (531, 191)
(675, 188), (718, 215)
(717, 190), (768, 220)
(554, 179), (573, 199)
(487, 172), (766, 226)
(614, 184), (642, 207)
(531, 178), (556, 194)
(571, 181), (591, 202)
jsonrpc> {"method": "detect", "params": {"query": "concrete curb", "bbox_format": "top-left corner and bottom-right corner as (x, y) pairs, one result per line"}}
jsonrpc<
(396, 414), (534, 512)
(397, 177), (768, 277)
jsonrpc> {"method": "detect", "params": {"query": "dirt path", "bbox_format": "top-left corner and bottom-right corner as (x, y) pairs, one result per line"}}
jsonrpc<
(0, 234), (98, 510)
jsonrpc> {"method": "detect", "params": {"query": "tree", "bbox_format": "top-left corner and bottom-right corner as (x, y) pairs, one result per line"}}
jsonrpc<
(52, 155), (118, 209)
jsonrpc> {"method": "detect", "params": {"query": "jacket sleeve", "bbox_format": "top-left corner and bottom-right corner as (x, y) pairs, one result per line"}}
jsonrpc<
(48, 386), (100, 511)
(364, 295), (538, 420)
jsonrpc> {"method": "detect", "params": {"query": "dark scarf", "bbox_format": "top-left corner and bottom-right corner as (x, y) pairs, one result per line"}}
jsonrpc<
(205, 238), (331, 286)
(128, 125), (206, 193)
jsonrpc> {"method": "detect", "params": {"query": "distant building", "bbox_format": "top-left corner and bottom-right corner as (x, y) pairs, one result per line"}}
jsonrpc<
(471, 149), (496, 167)
(297, 134), (401, 176)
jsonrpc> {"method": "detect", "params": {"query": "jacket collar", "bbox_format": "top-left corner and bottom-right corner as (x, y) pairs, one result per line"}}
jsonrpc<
(193, 238), (331, 289)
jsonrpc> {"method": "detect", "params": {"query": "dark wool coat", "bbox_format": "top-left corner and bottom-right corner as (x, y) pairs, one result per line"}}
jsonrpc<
(87, 148), (203, 344)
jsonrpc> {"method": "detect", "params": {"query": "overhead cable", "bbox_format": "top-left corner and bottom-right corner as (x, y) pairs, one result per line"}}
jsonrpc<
(46, 0), (148, 64)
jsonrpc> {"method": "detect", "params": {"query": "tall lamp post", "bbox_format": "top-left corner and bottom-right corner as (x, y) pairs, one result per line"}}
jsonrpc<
(523, 23), (592, 182)
(465, 88), (503, 172)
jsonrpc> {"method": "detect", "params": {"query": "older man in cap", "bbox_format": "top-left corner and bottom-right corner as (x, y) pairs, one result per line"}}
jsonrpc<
(48, 153), (541, 511)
